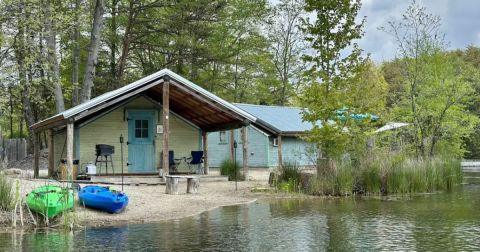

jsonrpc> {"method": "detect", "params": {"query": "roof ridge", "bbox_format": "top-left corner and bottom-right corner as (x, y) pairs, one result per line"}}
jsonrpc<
(233, 103), (302, 110)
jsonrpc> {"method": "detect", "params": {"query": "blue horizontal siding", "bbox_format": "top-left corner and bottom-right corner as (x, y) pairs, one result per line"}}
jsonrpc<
(208, 127), (269, 167)
(207, 131), (231, 167)
(208, 127), (316, 168)
(269, 137), (316, 167)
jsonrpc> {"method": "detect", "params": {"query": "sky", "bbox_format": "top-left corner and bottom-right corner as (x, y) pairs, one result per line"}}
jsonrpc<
(358, 0), (480, 63)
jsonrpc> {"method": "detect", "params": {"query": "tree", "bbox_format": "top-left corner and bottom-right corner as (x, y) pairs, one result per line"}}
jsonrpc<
(267, 0), (307, 105)
(44, 0), (66, 113)
(80, 0), (105, 102)
(71, 0), (82, 106)
(194, 0), (271, 103)
(382, 1), (478, 157)
(299, 0), (370, 173)
(453, 46), (480, 158)
(10, 0), (36, 148)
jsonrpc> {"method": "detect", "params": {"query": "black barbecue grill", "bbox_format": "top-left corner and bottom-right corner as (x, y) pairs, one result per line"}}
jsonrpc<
(95, 144), (115, 175)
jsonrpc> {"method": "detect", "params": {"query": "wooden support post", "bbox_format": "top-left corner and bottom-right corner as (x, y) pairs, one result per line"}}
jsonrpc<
(162, 79), (170, 178)
(277, 135), (282, 169)
(33, 132), (39, 178)
(66, 122), (74, 180)
(202, 131), (209, 175)
(48, 129), (54, 178)
(242, 126), (248, 180)
(229, 129), (234, 159)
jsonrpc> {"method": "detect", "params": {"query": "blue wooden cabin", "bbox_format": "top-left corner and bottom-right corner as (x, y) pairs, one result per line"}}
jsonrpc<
(208, 104), (317, 169)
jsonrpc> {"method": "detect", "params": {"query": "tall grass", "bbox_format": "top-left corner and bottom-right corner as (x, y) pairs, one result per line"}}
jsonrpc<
(278, 162), (301, 183)
(276, 162), (302, 193)
(0, 174), (14, 211)
(220, 159), (244, 181)
(307, 154), (463, 196)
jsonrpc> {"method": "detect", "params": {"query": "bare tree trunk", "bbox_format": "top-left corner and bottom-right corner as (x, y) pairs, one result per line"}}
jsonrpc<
(19, 113), (23, 138)
(110, 0), (118, 84)
(45, 0), (65, 113)
(71, 0), (81, 106)
(80, 0), (105, 102)
(116, 0), (135, 83)
(25, 66), (37, 153)
(9, 87), (13, 138)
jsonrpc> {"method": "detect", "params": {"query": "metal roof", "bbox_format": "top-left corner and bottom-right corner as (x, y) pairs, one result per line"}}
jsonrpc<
(233, 103), (313, 134)
(32, 69), (256, 130)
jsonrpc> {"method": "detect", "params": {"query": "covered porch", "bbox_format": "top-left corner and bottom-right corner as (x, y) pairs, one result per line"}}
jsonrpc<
(30, 69), (256, 179)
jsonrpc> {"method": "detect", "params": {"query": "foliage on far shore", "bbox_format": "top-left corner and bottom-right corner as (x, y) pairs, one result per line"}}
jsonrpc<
(306, 153), (462, 196)
(220, 159), (245, 181)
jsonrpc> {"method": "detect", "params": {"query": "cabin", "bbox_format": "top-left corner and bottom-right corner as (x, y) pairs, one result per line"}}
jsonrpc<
(30, 69), (256, 178)
(208, 104), (317, 169)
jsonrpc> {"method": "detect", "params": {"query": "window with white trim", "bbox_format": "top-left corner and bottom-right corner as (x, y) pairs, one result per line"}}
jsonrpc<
(219, 131), (228, 144)
(273, 137), (278, 147)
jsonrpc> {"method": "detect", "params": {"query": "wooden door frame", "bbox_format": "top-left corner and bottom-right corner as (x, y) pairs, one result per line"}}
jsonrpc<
(127, 109), (156, 173)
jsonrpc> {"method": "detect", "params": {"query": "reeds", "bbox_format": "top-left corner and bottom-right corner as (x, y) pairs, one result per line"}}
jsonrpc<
(307, 153), (463, 196)
(220, 159), (244, 181)
(0, 174), (14, 211)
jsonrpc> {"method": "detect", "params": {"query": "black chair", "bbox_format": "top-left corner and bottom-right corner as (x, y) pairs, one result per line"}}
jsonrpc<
(168, 150), (182, 173)
(186, 151), (204, 173)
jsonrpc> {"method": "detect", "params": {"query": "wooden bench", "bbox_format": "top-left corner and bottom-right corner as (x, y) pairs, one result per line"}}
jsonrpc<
(165, 175), (199, 195)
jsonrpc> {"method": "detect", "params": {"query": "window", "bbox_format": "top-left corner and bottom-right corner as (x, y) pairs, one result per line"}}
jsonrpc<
(135, 120), (149, 138)
(273, 137), (278, 147)
(219, 131), (227, 144)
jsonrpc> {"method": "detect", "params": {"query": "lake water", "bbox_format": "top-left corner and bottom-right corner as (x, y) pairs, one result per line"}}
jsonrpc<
(1, 185), (480, 251)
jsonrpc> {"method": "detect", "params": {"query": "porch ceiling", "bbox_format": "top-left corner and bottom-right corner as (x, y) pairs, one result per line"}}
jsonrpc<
(144, 80), (249, 131)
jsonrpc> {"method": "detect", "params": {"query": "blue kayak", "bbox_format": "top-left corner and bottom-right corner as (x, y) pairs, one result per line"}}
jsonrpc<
(78, 186), (128, 213)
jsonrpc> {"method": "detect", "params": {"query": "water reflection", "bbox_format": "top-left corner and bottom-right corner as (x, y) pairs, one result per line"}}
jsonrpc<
(1, 185), (480, 251)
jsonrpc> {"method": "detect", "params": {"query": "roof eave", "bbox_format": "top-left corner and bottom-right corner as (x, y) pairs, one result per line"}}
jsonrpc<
(30, 114), (66, 132)
(30, 69), (257, 131)
(279, 131), (307, 137)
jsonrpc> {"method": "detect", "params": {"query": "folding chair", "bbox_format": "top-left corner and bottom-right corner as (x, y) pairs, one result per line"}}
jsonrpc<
(186, 151), (204, 174)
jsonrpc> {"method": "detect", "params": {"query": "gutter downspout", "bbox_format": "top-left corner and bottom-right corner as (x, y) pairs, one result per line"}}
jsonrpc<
(265, 135), (270, 169)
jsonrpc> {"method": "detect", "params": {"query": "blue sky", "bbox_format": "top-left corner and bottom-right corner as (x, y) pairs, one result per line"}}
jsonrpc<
(358, 0), (480, 63)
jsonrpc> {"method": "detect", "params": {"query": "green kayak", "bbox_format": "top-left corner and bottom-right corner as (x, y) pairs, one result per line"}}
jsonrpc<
(26, 185), (74, 218)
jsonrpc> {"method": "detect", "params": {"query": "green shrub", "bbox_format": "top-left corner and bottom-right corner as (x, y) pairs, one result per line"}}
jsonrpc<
(276, 162), (302, 192)
(220, 159), (244, 181)
(0, 174), (14, 210)
(279, 179), (299, 193)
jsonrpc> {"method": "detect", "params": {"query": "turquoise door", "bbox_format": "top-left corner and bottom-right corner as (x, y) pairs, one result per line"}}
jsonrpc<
(128, 111), (155, 173)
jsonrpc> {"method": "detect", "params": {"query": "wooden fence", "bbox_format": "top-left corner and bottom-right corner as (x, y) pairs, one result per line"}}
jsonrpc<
(0, 137), (27, 164)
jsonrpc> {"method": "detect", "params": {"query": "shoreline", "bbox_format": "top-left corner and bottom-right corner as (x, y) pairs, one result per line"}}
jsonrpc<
(79, 197), (260, 230)
(0, 173), (269, 232)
